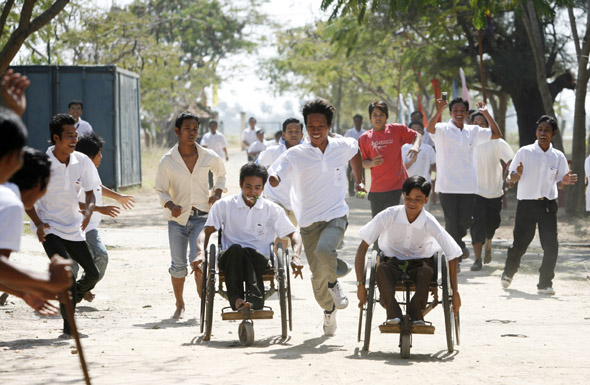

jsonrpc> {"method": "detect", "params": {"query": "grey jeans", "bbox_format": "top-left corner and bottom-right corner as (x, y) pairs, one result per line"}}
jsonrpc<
(300, 216), (348, 311)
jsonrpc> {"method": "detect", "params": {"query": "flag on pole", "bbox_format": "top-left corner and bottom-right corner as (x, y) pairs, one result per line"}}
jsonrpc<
(452, 78), (460, 100)
(459, 68), (471, 109)
(431, 79), (442, 123)
(406, 93), (415, 116)
(417, 92), (428, 127)
(398, 93), (407, 125)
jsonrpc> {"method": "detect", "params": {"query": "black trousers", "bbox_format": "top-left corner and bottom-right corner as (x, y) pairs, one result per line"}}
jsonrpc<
(504, 199), (559, 289)
(347, 164), (365, 197)
(368, 189), (402, 217)
(218, 244), (269, 310)
(470, 195), (503, 244)
(42, 234), (99, 334)
(438, 193), (475, 251)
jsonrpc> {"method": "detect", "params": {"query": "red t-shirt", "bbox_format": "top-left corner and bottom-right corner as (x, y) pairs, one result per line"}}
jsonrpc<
(359, 123), (417, 192)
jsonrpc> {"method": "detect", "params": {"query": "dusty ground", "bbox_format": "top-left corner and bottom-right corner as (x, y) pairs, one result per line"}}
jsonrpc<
(1, 145), (589, 385)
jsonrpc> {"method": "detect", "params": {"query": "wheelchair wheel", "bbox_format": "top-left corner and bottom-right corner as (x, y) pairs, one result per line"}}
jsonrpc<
(277, 247), (288, 339)
(357, 250), (370, 342)
(199, 247), (209, 334)
(239, 320), (255, 346)
(203, 244), (216, 341)
(362, 251), (377, 352)
(285, 248), (293, 332)
(441, 260), (455, 353)
(400, 333), (411, 359)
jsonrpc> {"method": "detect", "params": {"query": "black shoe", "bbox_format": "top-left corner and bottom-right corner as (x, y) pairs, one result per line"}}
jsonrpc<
(470, 259), (482, 271)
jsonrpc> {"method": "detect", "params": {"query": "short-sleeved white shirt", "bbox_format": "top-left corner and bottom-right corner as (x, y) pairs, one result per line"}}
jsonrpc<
(474, 139), (514, 198)
(248, 140), (266, 155)
(76, 118), (94, 137)
(509, 141), (569, 201)
(77, 167), (103, 232)
(258, 144), (293, 210)
(0, 183), (24, 252)
(205, 194), (296, 257)
(359, 205), (461, 261)
(431, 120), (492, 193)
(273, 137), (358, 227)
(32, 147), (101, 241)
(402, 142), (436, 182)
(344, 127), (365, 141)
(201, 131), (227, 158)
(585, 155), (590, 211)
(242, 128), (257, 146)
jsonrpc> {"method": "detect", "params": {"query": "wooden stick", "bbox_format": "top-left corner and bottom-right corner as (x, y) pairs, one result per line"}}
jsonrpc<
(61, 291), (92, 385)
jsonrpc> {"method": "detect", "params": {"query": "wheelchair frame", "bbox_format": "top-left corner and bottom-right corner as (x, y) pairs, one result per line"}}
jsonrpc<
(200, 231), (293, 346)
(357, 250), (460, 358)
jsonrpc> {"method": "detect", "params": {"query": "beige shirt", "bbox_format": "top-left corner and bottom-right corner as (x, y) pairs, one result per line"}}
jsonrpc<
(155, 143), (227, 225)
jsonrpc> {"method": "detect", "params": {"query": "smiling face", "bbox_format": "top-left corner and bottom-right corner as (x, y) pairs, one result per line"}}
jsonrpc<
(68, 104), (83, 121)
(403, 187), (428, 220)
(536, 121), (555, 150)
(283, 122), (303, 148)
(306, 113), (330, 149)
(450, 104), (468, 127)
(54, 124), (78, 155)
(240, 175), (264, 206)
(175, 118), (199, 145)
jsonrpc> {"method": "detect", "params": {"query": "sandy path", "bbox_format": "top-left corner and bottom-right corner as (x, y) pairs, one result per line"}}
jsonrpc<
(1, 146), (589, 384)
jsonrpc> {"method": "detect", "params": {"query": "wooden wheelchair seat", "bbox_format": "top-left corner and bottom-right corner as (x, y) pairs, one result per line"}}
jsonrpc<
(379, 323), (435, 334)
(221, 307), (274, 321)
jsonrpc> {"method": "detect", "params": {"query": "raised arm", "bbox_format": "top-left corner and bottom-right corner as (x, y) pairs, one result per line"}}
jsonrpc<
(476, 102), (502, 139)
(426, 99), (448, 134)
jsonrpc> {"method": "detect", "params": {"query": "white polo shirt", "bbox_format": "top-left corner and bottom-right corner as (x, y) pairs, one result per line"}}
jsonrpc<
(509, 141), (569, 201)
(272, 137), (358, 228)
(0, 183), (24, 252)
(32, 147), (101, 241)
(242, 128), (257, 146)
(431, 120), (492, 193)
(205, 194), (296, 257)
(344, 127), (365, 141)
(475, 139), (514, 199)
(402, 142), (436, 182)
(201, 131), (227, 158)
(247, 140), (266, 155)
(258, 144), (293, 210)
(359, 205), (461, 261)
(76, 166), (103, 232)
(155, 143), (227, 226)
(76, 118), (94, 137)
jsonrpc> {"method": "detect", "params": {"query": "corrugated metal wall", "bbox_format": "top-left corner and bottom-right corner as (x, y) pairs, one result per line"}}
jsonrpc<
(11, 65), (141, 189)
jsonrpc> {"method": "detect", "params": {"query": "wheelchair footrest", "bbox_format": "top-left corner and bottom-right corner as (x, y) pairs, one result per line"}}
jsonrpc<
(221, 307), (274, 321)
(379, 323), (435, 334)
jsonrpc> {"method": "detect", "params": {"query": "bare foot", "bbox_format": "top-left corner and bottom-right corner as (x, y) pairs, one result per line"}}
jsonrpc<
(83, 291), (95, 302)
(235, 298), (251, 311)
(172, 306), (185, 319)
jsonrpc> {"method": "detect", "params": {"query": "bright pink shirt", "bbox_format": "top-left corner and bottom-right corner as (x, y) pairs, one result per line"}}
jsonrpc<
(359, 123), (417, 192)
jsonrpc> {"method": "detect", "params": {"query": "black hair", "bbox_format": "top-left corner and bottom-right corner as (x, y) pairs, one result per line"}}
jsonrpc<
(76, 132), (104, 158)
(410, 110), (423, 119)
(470, 111), (488, 127)
(274, 130), (282, 139)
(68, 100), (84, 110)
(49, 113), (76, 144)
(536, 115), (558, 132)
(175, 111), (199, 129)
(248, 116), (256, 122)
(9, 147), (50, 192)
(282, 118), (303, 132)
(402, 175), (431, 197)
(353, 114), (363, 120)
(0, 107), (27, 159)
(448, 97), (469, 112)
(208, 120), (218, 126)
(368, 101), (389, 119)
(409, 121), (424, 130)
(239, 162), (268, 185)
(302, 98), (335, 127)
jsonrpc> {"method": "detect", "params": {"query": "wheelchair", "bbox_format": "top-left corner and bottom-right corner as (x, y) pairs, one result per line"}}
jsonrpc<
(200, 232), (293, 346)
(358, 250), (460, 358)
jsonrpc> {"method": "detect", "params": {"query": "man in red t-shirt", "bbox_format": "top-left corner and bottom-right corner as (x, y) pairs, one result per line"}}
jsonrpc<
(359, 101), (422, 217)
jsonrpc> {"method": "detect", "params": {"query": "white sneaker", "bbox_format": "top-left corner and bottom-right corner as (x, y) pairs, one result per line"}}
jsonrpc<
(323, 309), (337, 336)
(501, 273), (512, 289)
(386, 317), (401, 325)
(328, 281), (349, 309)
(538, 287), (555, 295)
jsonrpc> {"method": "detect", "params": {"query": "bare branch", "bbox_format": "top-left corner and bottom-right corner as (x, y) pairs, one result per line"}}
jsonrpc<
(0, 0), (16, 41)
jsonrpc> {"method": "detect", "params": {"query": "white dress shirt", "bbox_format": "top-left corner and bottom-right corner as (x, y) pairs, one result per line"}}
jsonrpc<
(431, 120), (492, 193)
(272, 137), (358, 227)
(32, 147), (101, 241)
(242, 128), (257, 146)
(76, 118), (94, 137)
(0, 183), (24, 252)
(475, 139), (514, 198)
(201, 132), (227, 158)
(344, 127), (365, 141)
(155, 143), (227, 225)
(247, 140), (266, 155)
(205, 194), (296, 257)
(258, 144), (293, 210)
(359, 205), (461, 261)
(509, 141), (569, 201)
(402, 142), (436, 182)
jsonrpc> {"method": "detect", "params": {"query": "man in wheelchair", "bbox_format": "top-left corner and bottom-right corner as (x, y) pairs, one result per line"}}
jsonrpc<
(203, 162), (303, 311)
(355, 176), (461, 325)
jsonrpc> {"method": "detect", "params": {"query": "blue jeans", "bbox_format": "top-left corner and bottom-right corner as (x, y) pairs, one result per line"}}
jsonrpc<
(72, 229), (109, 281)
(168, 214), (207, 278)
